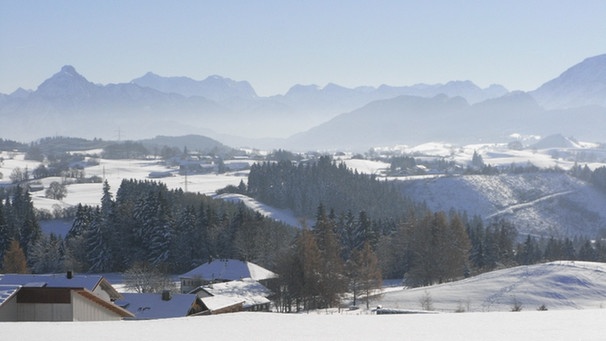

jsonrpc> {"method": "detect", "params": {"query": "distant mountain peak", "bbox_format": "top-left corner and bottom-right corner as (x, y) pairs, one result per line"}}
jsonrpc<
(60, 65), (78, 76)
(34, 65), (96, 99)
(9, 87), (32, 99)
(141, 71), (160, 78)
(531, 53), (606, 109)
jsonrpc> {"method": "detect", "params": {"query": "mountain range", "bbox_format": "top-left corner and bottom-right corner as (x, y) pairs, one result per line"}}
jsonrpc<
(1, 54), (605, 150)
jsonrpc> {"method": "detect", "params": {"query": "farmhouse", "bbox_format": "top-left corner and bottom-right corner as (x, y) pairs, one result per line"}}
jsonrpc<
(0, 272), (133, 321)
(191, 278), (273, 312)
(179, 259), (277, 293)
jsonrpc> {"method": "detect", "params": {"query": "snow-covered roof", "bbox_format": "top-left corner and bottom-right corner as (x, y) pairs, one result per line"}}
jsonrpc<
(0, 273), (122, 300)
(199, 295), (244, 312)
(201, 279), (272, 308)
(0, 285), (20, 307)
(0, 273), (103, 290)
(116, 293), (200, 320)
(180, 259), (277, 282)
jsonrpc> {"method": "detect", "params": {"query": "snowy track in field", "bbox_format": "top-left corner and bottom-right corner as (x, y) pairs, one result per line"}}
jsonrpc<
(485, 190), (575, 220)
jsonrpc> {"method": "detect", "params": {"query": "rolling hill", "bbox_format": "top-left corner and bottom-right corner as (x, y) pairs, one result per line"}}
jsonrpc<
(370, 261), (606, 312)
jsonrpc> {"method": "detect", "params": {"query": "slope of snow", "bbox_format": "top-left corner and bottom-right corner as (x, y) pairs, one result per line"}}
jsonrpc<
(215, 193), (304, 227)
(370, 261), (606, 313)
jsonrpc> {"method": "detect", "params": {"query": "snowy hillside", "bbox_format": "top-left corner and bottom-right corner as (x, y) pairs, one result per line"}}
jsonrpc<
(387, 139), (606, 238)
(370, 261), (606, 313)
(399, 173), (606, 238)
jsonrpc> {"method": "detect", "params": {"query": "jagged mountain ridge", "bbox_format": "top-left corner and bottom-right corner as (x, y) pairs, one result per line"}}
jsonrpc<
(0, 65), (509, 143)
(131, 72), (258, 101)
(1, 54), (604, 149)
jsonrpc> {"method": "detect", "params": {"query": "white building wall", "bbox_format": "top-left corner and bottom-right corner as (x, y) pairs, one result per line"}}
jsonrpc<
(0, 296), (18, 321)
(72, 292), (122, 321)
(92, 286), (111, 301)
(17, 303), (72, 321)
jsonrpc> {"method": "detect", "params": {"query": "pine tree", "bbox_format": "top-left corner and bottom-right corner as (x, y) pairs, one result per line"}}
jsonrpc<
(29, 233), (65, 273)
(2, 239), (29, 273)
(444, 212), (471, 279)
(312, 204), (346, 308)
(516, 235), (542, 265)
(170, 206), (199, 272)
(133, 191), (172, 265)
(86, 208), (112, 272)
(8, 187), (41, 257)
(294, 228), (322, 311)
(347, 242), (382, 308)
(0, 202), (10, 261)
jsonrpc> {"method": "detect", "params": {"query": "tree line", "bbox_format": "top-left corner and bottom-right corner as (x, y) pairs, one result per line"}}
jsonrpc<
(0, 180), (295, 275)
(246, 156), (413, 220)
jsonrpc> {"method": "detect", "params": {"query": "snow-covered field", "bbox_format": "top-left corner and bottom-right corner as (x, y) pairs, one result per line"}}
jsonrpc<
(4, 308), (606, 341)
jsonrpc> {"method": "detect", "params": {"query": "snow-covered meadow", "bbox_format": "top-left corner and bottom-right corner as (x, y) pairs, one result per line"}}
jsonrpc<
(4, 308), (606, 341)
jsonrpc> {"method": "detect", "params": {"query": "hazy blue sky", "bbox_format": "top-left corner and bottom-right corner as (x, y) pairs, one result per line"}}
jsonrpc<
(1, 1), (605, 96)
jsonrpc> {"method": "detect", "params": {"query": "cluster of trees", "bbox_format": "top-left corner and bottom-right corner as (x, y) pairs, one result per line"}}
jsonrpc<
(272, 204), (382, 312)
(377, 211), (471, 287)
(246, 156), (412, 219)
(0, 138), (27, 151)
(64, 180), (294, 273)
(0, 186), (43, 273)
(514, 234), (606, 265)
(0, 180), (295, 275)
(27, 136), (107, 156)
(102, 141), (150, 159)
(572, 164), (606, 193)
